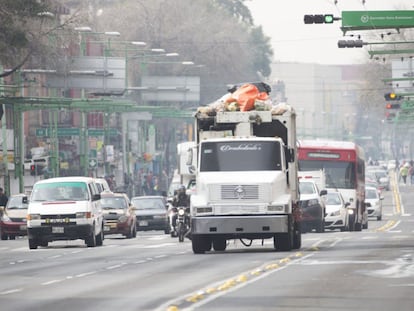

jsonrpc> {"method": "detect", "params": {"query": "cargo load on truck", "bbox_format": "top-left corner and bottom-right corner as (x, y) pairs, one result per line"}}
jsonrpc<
(187, 82), (301, 254)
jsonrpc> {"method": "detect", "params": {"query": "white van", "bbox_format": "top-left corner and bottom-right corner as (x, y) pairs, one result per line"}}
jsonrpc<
(27, 176), (104, 249)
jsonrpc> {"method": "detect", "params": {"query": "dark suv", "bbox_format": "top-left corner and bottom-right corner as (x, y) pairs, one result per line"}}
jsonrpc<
(298, 180), (326, 233)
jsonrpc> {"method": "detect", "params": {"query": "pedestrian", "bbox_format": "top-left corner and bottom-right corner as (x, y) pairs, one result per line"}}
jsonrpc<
(0, 187), (8, 207)
(399, 163), (409, 185)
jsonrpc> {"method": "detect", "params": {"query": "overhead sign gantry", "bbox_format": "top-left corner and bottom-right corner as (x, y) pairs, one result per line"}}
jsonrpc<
(341, 11), (414, 34)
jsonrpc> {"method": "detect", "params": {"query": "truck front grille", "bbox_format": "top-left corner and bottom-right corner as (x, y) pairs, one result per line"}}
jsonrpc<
(221, 185), (259, 200)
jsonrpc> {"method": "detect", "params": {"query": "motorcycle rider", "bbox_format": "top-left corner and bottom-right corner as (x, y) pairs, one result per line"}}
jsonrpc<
(171, 185), (190, 235)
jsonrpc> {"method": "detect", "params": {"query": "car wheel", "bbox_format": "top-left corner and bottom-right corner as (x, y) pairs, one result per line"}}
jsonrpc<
(377, 215), (382, 221)
(96, 226), (104, 246)
(132, 225), (137, 238)
(86, 227), (97, 247)
(1, 232), (8, 240)
(28, 238), (38, 250)
(40, 241), (48, 247)
(316, 219), (325, 233)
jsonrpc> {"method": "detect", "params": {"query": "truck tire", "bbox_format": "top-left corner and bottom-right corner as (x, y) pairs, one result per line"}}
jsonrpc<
(293, 222), (301, 249)
(274, 232), (292, 251)
(192, 235), (205, 254)
(28, 238), (38, 250)
(192, 235), (212, 254)
(212, 238), (226, 251)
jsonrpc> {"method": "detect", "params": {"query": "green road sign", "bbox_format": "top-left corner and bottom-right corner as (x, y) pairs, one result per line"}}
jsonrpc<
(341, 11), (414, 33)
(36, 127), (118, 137)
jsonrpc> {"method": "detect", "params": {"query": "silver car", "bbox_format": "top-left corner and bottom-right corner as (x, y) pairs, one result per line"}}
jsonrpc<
(324, 191), (350, 232)
(365, 186), (384, 221)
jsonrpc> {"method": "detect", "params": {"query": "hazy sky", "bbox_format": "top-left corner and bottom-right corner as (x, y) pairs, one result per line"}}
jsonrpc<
(246, 0), (414, 65)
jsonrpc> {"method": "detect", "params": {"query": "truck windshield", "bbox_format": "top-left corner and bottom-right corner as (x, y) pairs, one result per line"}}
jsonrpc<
(200, 141), (282, 172)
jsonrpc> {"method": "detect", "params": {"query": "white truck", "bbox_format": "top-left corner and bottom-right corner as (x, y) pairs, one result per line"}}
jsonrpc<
(187, 105), (301, 253)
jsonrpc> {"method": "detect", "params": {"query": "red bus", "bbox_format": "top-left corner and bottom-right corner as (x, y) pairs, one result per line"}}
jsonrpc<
(297, 139), (367, 231)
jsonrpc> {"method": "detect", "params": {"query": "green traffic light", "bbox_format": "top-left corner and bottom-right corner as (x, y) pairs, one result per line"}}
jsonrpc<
(324, 14), (334, 23)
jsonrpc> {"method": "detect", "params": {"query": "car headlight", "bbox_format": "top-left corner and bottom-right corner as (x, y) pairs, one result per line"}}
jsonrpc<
(332, 209), (341, 216)
(1, 214), (11, 222)
(27, 214), (41, 221)
(118, 215), (128, 223)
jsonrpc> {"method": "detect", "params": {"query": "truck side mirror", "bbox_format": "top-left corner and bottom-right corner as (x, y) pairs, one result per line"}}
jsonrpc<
(186, 148), (193, 166)
(285, 147), (295, 163)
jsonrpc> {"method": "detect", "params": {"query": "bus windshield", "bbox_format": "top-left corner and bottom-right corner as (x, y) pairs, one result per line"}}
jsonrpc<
(200, 141), (282, 172)
(298, 160), (356, 189)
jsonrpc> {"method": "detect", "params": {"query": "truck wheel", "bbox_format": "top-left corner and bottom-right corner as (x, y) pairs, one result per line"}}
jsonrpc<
(192, 235), (205, 254)
(293, 222), (301, 250)
(28, 238), (38, 250)
(274, 232), (292, 251)
(212, 238), (226, 251)
(1, 232), (8, 240)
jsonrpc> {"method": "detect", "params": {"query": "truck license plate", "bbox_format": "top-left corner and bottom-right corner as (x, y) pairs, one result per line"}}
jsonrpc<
(52, 227), (64, 234)
(139, 221), (148, 226)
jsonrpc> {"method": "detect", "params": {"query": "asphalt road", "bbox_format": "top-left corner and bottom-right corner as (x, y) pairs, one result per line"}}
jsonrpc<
(0, 177), (413, 311)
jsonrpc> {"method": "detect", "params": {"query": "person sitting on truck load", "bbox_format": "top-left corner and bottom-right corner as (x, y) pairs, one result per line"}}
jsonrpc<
(171, 185), (190, 234)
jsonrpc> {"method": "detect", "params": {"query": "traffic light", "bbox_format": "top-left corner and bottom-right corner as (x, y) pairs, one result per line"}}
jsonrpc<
(385, 103), (401, 109)
(30, 164), (36, 176)
(30, 164), (44, 176)
(304, 14), (336, 24)
(337, 40), (364, 48)
(384, 92), (402, 101)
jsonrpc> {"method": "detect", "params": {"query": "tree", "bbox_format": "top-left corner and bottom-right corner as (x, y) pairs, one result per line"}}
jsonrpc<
(89, 0), (273, 104)
(0, 0), (76, 78)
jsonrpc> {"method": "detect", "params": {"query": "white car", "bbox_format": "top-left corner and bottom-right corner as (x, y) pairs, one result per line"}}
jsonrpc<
(365, 186), (384, 220)
(324, 191), (350, 232)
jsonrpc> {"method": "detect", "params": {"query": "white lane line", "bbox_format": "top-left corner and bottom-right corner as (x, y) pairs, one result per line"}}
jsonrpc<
(0, 288), (24, 295)
(154, 254), (167, 259)
(76, 271), (97, 278)
(42, 279), (64, 286)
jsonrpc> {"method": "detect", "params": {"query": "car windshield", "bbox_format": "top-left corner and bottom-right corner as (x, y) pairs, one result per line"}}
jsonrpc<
(6, 196), (28, 209)
(365, 188), (378, 199)
(132, 198), (164, 210)
(325, 193), (341, 205)
(31, 182), (89, 201)
(299, 182), (316, 194)
(101, 197), (127, 209)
